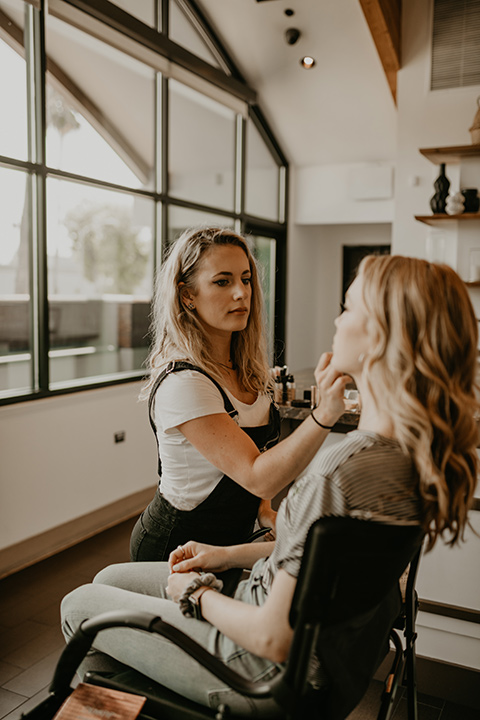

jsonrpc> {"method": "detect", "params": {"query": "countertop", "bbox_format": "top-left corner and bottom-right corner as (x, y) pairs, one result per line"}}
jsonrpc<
(279, 403), (359, 431)
(277, 367), (359, 432)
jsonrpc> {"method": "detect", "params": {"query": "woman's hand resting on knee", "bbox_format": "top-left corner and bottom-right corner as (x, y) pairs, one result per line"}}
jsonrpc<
(168, 541), (231, 574)
(168, 538), (274, 575)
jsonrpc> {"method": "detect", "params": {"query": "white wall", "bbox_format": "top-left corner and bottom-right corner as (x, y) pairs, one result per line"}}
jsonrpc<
(393, 0), (480, 257)
(295, 163), (395, 225)
(0, 382), (157, 552)
(286, 219), (392, 370)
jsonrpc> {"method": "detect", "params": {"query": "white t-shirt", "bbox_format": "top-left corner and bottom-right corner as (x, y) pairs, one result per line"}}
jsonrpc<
(153, 369), (271, 510)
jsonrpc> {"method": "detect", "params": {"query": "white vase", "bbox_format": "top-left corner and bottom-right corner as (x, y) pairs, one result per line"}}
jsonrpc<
(445, 191), (465, 215)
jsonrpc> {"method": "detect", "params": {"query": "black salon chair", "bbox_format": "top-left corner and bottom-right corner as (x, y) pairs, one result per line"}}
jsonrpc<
(31, 516), (424, 720)
(377, 539), (423, 720)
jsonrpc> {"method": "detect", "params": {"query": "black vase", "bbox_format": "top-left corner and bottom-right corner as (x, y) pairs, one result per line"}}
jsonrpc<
(430, 163), (450, 214)
(461, 188), (480, 213)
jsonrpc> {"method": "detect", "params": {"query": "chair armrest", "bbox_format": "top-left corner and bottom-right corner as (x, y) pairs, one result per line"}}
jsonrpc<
(52, 610), (277, 700)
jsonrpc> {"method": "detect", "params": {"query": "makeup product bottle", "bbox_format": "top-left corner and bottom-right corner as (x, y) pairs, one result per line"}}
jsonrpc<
(279, 365), (288, 405)
(274, 377), (283, 405)
(286, 375), (296, 405)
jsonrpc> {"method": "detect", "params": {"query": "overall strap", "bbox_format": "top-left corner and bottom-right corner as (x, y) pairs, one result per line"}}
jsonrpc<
(148, 361), (238, 477)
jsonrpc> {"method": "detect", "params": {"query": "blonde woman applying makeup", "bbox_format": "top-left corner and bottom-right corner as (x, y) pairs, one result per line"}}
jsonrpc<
(130, 227), (348, 567)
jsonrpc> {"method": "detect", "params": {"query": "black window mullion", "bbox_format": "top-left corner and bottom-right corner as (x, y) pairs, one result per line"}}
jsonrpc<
(239, 115), (246, 218)
(25, 2), (49, 393)
(35, 3), (49, 393)
(160, 0), (168, 34)
(161, 75), (169, 259)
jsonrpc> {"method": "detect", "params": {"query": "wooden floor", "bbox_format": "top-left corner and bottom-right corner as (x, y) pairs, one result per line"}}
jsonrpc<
(0, 518), (477, 720)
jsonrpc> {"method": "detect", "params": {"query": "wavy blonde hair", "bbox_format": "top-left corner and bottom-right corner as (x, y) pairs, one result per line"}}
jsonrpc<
(141, 226), (272, 397)
(359, 255), (478, 550)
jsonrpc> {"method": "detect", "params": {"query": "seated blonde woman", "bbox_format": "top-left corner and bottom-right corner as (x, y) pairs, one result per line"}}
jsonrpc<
(62, 255), (478, 718)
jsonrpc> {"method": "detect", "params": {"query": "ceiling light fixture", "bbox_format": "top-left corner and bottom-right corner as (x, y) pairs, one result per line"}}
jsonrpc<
(285, 27), (301, 45)
(300, 56), (316, 69)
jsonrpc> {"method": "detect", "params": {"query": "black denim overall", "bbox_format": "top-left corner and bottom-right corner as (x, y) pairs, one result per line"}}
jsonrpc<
(130, 362), (280, 580)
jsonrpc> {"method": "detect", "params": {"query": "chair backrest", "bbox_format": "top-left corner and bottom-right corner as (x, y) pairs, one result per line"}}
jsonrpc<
(274, 516), (424, 720)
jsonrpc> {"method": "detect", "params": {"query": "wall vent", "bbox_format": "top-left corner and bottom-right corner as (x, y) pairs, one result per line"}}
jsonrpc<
(431, 0), (480, 90)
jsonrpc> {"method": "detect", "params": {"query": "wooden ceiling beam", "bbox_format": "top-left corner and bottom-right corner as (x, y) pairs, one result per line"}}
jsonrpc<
(358, 0), (401, 104)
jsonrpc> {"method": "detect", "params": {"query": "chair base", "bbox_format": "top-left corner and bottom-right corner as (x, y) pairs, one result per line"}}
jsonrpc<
(86, 670), (235, 720)
(377, 630), (418, 720)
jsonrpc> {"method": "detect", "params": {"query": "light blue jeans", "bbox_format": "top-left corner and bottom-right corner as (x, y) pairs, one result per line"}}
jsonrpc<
(61, 560), (282, 717)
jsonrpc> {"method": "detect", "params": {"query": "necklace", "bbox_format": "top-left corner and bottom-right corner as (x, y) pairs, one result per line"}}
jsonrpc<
(214, 360), (236, 371)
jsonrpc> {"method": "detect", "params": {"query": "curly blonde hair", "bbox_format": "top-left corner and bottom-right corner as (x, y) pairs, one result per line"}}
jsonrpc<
(359, 255), (478, 550)
(141, 227), (272, 397)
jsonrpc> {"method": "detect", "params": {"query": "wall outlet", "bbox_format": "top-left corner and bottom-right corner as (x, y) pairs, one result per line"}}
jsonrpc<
(114, 431), (126, 443)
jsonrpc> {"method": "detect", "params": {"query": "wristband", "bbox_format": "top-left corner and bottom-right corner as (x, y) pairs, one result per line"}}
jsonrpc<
(179, 573), (223, 619)
(188, 586), (214, 620)
(310, 412), (335, 430)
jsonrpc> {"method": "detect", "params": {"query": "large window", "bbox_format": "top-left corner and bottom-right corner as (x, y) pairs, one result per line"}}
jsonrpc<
(169, 0), (220, 67)
(46, 178), (154, 386)
(0, 167), (32, 395)
(168, 206), (234, 242)
(245, 117), (280, 222)
(250, 234), (277, 362)
(0, 0), (287, 403)
(169, 80), (236, 210)
(0, 2), (28, 162)
(45, 15), (156, 190)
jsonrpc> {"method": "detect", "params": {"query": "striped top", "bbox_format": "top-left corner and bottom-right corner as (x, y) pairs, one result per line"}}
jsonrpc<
(257, 429), (422, 592)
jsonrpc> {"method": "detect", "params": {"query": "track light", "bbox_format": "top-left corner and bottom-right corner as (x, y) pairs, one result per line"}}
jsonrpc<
(285, 28), (301, 45)
(300, 56), (316, 69)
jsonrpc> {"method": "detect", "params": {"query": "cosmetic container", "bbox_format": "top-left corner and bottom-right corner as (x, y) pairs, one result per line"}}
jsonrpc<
(274, 377), (283, 404)
(286, 375), (296, 404)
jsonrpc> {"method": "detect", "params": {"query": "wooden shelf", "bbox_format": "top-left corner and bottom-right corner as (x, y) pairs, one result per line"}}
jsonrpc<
(417, 147), (480, 287)
(419, 145), (480, 165)
(415, 213), (480, 226)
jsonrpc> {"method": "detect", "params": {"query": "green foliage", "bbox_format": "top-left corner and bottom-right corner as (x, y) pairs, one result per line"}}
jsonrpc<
(65, 203), (149, 295)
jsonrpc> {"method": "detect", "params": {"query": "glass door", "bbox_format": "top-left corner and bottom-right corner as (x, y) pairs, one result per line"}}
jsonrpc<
(245, 226), (286, 366)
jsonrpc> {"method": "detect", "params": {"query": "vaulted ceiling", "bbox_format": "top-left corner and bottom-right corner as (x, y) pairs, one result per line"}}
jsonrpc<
(196, 0), (401, 167)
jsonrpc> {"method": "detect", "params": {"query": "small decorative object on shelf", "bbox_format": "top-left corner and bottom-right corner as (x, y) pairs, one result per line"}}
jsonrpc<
(430, 163), (450, 214)
(468, 265), (480, 283)
(461, 188), (480, 213)
(446, 191), (465, 215)
(469, 96), (480, 145)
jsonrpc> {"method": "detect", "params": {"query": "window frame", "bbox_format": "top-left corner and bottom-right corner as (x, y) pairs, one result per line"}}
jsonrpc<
(0, 0), (288, 405)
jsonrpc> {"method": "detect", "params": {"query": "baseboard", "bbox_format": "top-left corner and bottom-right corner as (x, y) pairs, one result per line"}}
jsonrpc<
(0, 486), (156, 580)
(375, 651), (480, 710)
